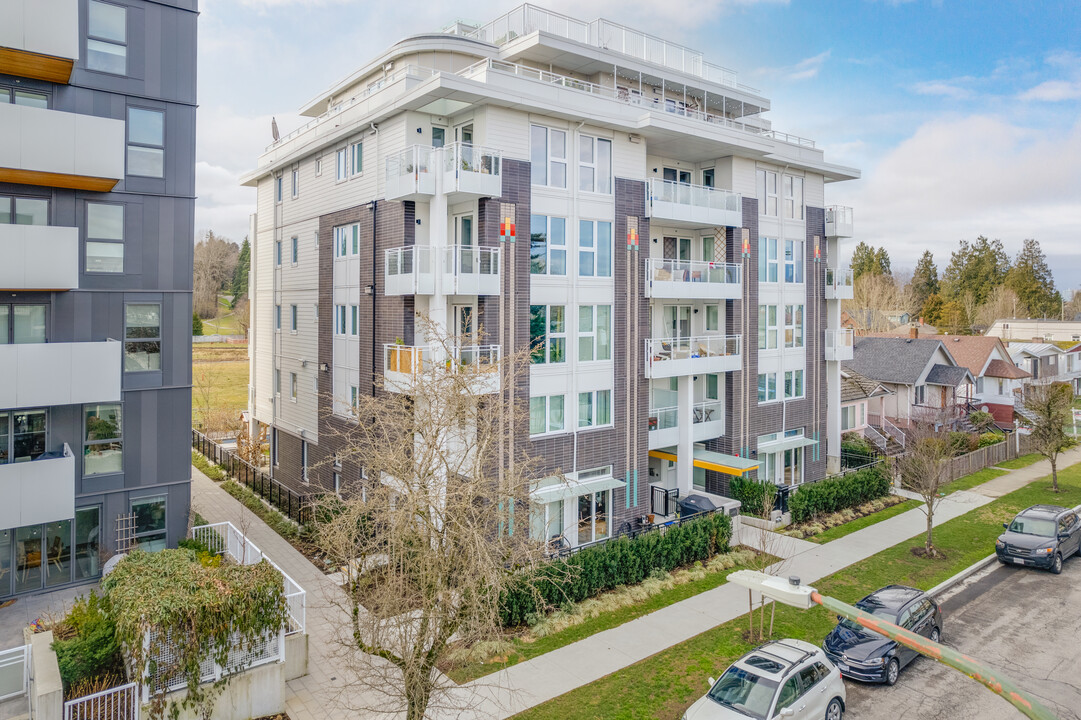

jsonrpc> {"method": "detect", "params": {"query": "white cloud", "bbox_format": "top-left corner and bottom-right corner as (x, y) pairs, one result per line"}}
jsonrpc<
(911, 80), (974, 100)
(1018, 79), (1081, 102)
(752, 50), (831, 82)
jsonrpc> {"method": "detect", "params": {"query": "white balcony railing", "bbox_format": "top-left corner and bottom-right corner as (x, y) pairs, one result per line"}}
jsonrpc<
(0, 339), (121, 408)
(385, 145), (435, 201)
(824, 329), (854, 362)
(0, 224), (78, 290)
(645, 178), (742, 229)
(824, 265), (854, 300)
(645, 335), (741, 378)
(645, 257), (741, 300)
(825, 205), (854, 238)
(383, 344), (501, 394)
(384, 246), (434, 295)
(0, 443), (75, 530)
(442, 142), (502, 197)
(443, 245), (501, 295)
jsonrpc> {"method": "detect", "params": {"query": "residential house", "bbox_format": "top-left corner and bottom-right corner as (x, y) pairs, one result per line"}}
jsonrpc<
(1008, 343), (1067, 385)
(839, 368), (895, 452)
(987, 319), (1081, 344)
(940, 336), (1029, 430)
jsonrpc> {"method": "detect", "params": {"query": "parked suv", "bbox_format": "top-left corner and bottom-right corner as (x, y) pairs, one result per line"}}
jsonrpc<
(996, 505), (1081, 574)
(682, 639), (845, 720)
(822, 585), (942, 686)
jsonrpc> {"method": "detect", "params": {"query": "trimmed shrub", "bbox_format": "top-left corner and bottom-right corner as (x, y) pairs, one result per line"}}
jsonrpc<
(948, 431), (977, 456)
(787, 465), (891, 524)
(730, 477), (776, 518)
(978, 432), (1004, 448)
(968, 410), (996, 433)
(841, 433), (876, 468)
(499, 512), (732, 627)
(52, 593), (123, 689)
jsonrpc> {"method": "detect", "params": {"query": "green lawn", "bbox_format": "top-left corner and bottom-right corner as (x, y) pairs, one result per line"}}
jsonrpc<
(807, 499), (923, 544)
(201, 312), (241, 335)
(996, 453), (1043, 470)
(448, 553), (775, 684)
(940, 467), (1008, 495)
(192, 360), (248, 425)
(513, 463), (1081, 720)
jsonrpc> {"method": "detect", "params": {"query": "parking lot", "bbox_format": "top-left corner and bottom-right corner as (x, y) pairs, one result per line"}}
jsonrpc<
(845, 558), (1081, 720)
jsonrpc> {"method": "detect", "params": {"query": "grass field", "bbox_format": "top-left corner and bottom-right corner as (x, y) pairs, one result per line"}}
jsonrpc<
(807, 498), (923, 544)
(940, 466), (1008, 495)
(513, 463), (1081, 720)
(996, 453), (1043, 470)
(192, 342), (248, 425)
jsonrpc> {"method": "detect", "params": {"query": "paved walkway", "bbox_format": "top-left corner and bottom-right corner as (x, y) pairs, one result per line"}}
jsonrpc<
(189, 447), (1081, 720)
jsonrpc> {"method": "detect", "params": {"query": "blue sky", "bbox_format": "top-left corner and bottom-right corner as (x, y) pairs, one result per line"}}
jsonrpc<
(196, 0), (1081, 294)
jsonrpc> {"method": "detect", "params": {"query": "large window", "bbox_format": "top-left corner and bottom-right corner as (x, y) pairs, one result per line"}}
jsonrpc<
(784, 305), (804, 348)
(336, 148), (348, 181)
(530, 215), (566, 275)
(334, 305), (346, 336)
(0, 86), (49, 108)
(87, 0), (127, 75)
(84, 404), (122, 476)
(127, 108), (164, 178)
(291, 169), (299, 198)
(757, 373), (778, 403)
(351, 142), (363, 175)
(131, 495), (166, 552)
(705, 305), (720, 332)
(758, 305), (779, 350)
(579, 136), (612, 194)
(784, 240), (804, 283)
(74, 507), (101, 581)
(0, 409), (46, 464)
(841, 405), (856, 431)
(124, 304), (160, 372)
(578, 389), (612, 428)
(529, 395), (565, 435)
(578, 305), (612, 362)
(756, 169), (778, 216)
(784, 175), (804, 220)
(86, 203), (124, 273)
(758, 237), (778, 282)
(334, 224), (360, 257)
(529, 305), (566, 364)
(576, 490), (610, 545)
(530, 125), (567, 188)
(578, 220), (612, 278)
(0, 196), (48, 225)
(0, 305), (46, 344)
(290, 304), (298, 332)
(291, 236), (299, 265)
(785, 369), (804, 399)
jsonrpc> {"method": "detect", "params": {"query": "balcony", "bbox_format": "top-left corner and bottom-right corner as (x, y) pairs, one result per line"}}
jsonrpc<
(645, 179), (742, 230)
(0, 224), (78, 290)
(443, 246), (501, 295)
(824, 266), (854, 301)
(648, 400), (724, 450)
(824, 329), (854, 362)
(645, 258), (741, 300)
(384, 246), (435, 295)
(0, 0), (78, 83)
(385, 145), (435, 201)
(383, 344), (500, 394)
(0, 340), (122, 408)
(645, 335), (741, 378)
(0, 444), (75, 530)
(825, 206), (854, 238)
(0, 103), (124, 192)
(442, 142), (502, 198)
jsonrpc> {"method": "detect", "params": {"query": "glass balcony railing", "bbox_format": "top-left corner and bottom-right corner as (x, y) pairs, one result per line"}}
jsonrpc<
(824, 329), (855, 362)
(824, 266), (854, 300)
(384, 246), (434, 295)
(645, 179), (742, 229)
(645, 258), (740, 299)
(645, 335), (741, 378)
(442, 142), (502, 196)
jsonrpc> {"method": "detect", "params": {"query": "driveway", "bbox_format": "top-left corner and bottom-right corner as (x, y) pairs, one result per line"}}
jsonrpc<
(845, 558), (1081, 720)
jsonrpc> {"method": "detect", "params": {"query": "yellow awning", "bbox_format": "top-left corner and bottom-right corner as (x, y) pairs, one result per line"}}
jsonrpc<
(649, 448), (760, 476)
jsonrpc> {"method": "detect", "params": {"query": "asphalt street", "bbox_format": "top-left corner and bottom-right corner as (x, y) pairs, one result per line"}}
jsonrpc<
(845, 557), (1081, 720)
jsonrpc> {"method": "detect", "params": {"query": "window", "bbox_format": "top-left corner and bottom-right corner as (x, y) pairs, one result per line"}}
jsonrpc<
(530, 215), (567, 275)
(291, 169), (299, 198)
(530, 125), (567, 188)
(705, 305), (720, 332)
(271, 427), (278, 466)
(758, 237), (778, 282)
(290, 372), (297, 400)
(0, 195), (48, 225)
(334, 224), (359, 257)
(290, 304), (298, 332)
(275, 176), (282, 203)
(350, 385), (359, 408)
(785, 369), (804, 399)
(336, 148), (348, 180)
(84, 404), (122, 476)
(351, 141), (363, 175)
(758, 373), (778, 403)
(301, 441), (308, 482)
(784, 175), (804, 220)
(127, 108), (164, 178)
(290, 236), (299, 265)
(74, 506), (101, 580)
(914, 385), (926, 405)
(578, 305), (612, 362)
(784, 305), (804, 348)
(334, 305), (346, 336)
(579, 136), (612, 194)
(756, 168), (778, 216)
(784, 240), (804, 283)
(315, 157), (321, 176)
(578, 220), (612, 277)
(131, 495), (166, 552)
(0, 86), (49, 108)
(529, 305), (566, 364)
(577, 490), (610, 545)
(432, 127), (446, 148)
(124, 304), (160, 372)
(578, 389), (611, 428)
(529, 395), (566, 435)
(275, 304), (281, 330)
(87, 1), (127, 75)
(0, 409), (46, 464)
(841, 405), (856, 431)
(350, 305), (358, 335)
(702, 168), (715, 188)
(274, 369), (281, 395)
(0, 305), (47, 344)
(86, 203), (124, 273)
(275, 240), (282, 266)
(758, 305), (779, 350)
(706, 374), (720, 400)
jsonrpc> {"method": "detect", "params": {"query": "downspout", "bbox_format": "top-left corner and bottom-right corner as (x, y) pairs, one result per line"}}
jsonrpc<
(369, 199), (378, 397)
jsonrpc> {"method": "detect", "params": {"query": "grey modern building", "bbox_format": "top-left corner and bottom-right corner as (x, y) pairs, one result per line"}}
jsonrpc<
(0, 0), (196, 598)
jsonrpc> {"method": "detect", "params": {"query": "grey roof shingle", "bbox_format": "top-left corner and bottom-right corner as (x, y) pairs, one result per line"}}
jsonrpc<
(925, 364), (970, 386)
(843, 337), (946, 385)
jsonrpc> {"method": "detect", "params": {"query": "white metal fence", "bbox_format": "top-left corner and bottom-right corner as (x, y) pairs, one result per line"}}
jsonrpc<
(0, 645), (30, 703)
(64, 681), (138, 720)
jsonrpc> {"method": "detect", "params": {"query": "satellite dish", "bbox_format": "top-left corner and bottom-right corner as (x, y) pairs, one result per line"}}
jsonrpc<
(271, 116), (280, 142)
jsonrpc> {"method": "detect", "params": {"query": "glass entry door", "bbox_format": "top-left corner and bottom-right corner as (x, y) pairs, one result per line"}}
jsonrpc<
(663, 306), (691, 339)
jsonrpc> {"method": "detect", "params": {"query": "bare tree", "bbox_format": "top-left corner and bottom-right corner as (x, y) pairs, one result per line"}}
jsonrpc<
(233, 296), (251, 338)
(193, 231), (240, 319)
(1021, 382), (1076, 492)
(312, 325), (559, 720)
(974, 285), (1022, 330)
(847, 273), (910, 331)
(895, 422), (953, 557)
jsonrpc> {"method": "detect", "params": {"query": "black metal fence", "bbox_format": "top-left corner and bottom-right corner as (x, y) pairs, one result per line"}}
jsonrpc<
(191, 429), (314, 524)
(546, 504), (732, 559)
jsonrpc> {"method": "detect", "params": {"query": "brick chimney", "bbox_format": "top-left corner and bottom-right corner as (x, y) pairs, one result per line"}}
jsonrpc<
(910, 324), (918, 339)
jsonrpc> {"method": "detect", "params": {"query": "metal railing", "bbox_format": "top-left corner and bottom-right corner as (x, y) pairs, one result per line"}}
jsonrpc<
(646, 334), (741, 362)
(882, 416), (906, 449)
(825, 266), (853, 291)
(826, 205), (854, 227)
(386, 144), (433, 180)
(64, 681), (139, 720)
(453, 344), (501, 369)
(863, 424), (888, 451)
(444, 245), (500, 277)
(647, 178), (742, 213)
(442, 141), (501, 177)
(191, 521), (306, 635)
(825, 328), (855, 351)
(545, 501), (727, 558)
(648, 401), (723, 431)
(0, 644), (29, 703)
(384, 344), (500, 375)
(143, 625), (282, 702)
(384, 344), (428, 376)
(385, 245), (433, 279)
(646, 257), (740, 286)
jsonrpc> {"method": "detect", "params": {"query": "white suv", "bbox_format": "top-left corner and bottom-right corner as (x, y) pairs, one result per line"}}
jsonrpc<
(682, 639), (846, 720)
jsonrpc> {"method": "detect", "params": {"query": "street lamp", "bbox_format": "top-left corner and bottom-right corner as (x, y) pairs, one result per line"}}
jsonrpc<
(728, 570), (1058, 720)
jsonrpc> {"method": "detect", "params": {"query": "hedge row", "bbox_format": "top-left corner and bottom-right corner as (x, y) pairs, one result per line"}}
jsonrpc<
(788, 465), (891, 524)
(499, 512), (732, 627)
(729, 477), (775, 518)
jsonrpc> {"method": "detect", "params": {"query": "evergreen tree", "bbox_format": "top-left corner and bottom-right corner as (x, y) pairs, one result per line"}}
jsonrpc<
(192, 312), (203, 336)
(873, 247), (892, 276)
(231, 236), (251, 306)
(921, 293), (945, 327)
(941, 236), (1010, 306)
(910, 250), (939, 317)
(851, 242), (891, 281)
(1005, 238), (1061, 319)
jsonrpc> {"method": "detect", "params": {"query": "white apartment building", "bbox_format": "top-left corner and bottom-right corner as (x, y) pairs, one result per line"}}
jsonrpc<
(241, 4), (858, 546)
